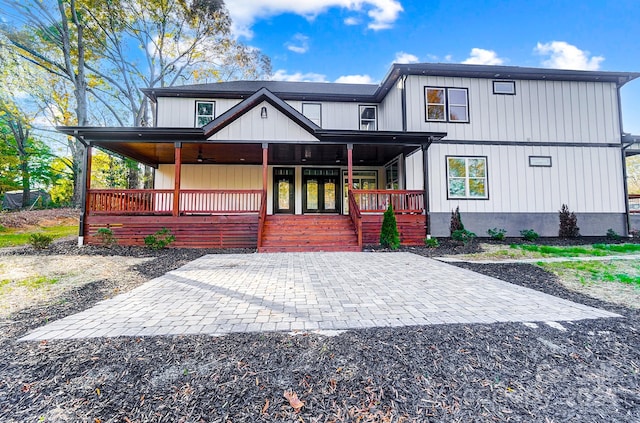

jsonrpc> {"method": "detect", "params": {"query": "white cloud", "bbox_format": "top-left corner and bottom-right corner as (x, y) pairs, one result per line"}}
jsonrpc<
(394, 51), (419, 64)
(225, 0), (403, 38)
(344, 16), (360, 25)
(444, 54), (453, 62)
(286, 34), (310, 54)
(534, 41), (604, 70)
(334, 74), (376, 84)
(462, 48), (504, 65)
(271, 69), (328, 82)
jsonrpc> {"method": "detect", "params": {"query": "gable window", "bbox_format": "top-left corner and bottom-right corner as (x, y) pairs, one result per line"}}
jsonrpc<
(302, 103), (322, 126)
(195, 101), (215, 127)
(359, 105), (377, 130)
(447, 156), (488, 199)
(425, 87), (469, 123)
(493, 80), (516, 95)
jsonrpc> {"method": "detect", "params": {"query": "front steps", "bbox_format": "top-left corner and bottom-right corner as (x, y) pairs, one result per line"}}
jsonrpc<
(259, 214), (360, 253)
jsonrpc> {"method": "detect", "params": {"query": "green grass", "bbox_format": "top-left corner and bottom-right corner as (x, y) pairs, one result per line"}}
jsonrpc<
(510, 243), (640, 257)
(0, 225), (77, 248)
(539, 260), (640, 287)
(0, 275), (60, 293)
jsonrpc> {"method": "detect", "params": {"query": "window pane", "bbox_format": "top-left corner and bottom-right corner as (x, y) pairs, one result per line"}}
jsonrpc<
(324, 181), (336, 209)
(448, 178), (466, 197)
(448, 89), (467, 105)
(469, 178), (486, 197)
(427, 88), (445, 104)
(360, 107), (376, 120)
(468, 158), (486, 177)
(278, 180), (290, 209)
(428, 105), (445, 120)
(198, 102), (213, 115)
(302, 103), (321, 125)
(307, 179), (318, 210)
(448, 158), (466, 177)
(449, 106), (468, 121)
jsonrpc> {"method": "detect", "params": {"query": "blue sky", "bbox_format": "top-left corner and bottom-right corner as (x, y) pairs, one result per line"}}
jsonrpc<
(225, 0), (640, 134)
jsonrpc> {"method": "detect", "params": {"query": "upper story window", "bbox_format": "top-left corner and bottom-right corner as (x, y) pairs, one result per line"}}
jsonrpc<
(195, 101), (215, 127)
(447, 156), (488, 199)
(493, 80), (516, 95)
(359, 105), (377, 131)
(302, 103), (322, 126)
(425, 87), (469, 123)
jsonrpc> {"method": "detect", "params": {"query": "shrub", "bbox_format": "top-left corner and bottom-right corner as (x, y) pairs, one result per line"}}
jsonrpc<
(380, 204), (400, 250)
(487, 227), (507, 240)
(0, 224), (7, 232)
(96, 227), (116, 246)
(450, 206), (465, 234)
(29, 233), (53, 249)
(520, 229), (539, 242)
(452, 229), (476, 245)
(424, 237), (439, 248)
(144, 227), (176, 250)
(558, 204), (579, 238)
(606, 228), (621, 240)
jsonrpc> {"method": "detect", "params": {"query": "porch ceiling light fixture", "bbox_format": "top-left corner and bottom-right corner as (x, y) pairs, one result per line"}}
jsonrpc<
(260, 106), (268, 119)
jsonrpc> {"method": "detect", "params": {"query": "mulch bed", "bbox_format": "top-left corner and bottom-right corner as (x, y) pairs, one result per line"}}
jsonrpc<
(1, 241), (639, 421)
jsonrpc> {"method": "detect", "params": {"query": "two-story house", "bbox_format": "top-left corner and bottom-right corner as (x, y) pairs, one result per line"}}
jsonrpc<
(59, 63), (640, 250)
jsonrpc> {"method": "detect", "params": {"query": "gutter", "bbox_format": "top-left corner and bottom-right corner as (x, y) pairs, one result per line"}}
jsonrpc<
(618, 83), (632, 237)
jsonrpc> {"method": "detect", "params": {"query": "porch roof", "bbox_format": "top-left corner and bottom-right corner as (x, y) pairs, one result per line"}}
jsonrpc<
(56, 126), (446, 168)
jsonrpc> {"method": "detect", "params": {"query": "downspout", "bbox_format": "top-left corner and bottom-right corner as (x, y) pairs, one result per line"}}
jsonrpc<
(617, 83), (631, 237)
(401, 75), (407, 132)
(422, 142), (430, 235)
(77, 135), (89, 246)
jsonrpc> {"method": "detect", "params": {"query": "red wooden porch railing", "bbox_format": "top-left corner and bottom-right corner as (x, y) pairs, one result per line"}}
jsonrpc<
(88, 189), (262, 215)
(348, 190), (363, 249)
(180, 190), (262, 214)
(352, 190), (424, 213)
(89, 189), (173, 215)
(257, 190), (267, 248)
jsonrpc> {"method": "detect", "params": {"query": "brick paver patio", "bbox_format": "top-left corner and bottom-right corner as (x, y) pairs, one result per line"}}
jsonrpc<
(20, 252), (621, 341)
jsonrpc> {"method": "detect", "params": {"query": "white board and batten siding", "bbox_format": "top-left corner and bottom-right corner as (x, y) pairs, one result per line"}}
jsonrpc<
(405, 76), (621, 143)
(377, 79), (404, 131)
(405, 145), (625, 214)
(207, 101), (319, 142)
(155, 165), (262, 190)
(156, 97), (241, 127)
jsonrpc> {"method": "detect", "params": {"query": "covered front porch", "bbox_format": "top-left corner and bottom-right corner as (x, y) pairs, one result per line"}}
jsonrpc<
(77, 139), (434, 251)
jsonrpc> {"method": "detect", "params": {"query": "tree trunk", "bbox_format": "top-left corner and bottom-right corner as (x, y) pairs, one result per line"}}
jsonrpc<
(20, 154), (30, 208)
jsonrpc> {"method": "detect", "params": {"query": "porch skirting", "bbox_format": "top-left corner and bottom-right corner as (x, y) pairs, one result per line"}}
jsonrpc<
(362, 214), (426, 246)
(428, 212), (627, 238)
(85, 215), (259, 248)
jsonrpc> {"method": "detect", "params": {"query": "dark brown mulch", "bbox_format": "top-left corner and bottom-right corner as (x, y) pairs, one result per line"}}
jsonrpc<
(0, 243), (639, 421)
(0, 208), (80, 228)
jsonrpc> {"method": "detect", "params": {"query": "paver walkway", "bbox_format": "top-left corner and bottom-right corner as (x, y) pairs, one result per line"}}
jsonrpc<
(20, 252), (621, 341)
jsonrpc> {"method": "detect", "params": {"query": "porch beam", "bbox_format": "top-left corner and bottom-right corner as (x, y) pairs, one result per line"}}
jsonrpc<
(79, 144), (92, 243)
(173, 142), (182, 217)
(262, 143), (268, 192)
(347, 143), (354, 189)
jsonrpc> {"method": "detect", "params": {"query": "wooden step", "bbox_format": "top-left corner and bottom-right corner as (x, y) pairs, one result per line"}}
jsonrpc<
(260, 214), (360, 252)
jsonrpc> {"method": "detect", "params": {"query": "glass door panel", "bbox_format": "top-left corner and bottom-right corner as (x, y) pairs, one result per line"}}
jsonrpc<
(324, 180), (336, 210)
(273, 168), (295, 214)
(303, 168), (340, 213)
(306, 179), (319, 211)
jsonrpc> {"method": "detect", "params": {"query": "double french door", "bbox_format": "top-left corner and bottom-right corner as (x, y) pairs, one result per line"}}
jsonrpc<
(302, 168), (340, 213)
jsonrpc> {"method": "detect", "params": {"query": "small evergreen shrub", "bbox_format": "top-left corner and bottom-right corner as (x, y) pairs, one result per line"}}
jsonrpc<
(424, 237), (439, 248)
(487, 227), (507, 240)
(606, 228), (621, 240)
(520, 229), (539, 242)
(450, 206), (465, 234)
(452, 229), (476, 245)
(144, 227), (176, 250)
(96, 227), (116, 246)
(558, 204), (579, 237)
(379, 204), (400, 250)
(29, 233), (53, 249)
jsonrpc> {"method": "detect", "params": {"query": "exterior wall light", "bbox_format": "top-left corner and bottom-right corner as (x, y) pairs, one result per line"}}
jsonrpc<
(261, 106), (268, 119)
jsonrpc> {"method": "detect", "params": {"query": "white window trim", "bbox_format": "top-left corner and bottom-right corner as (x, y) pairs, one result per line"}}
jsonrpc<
(359, 105), (378, 131)
(425, 87), (470, 123)
(302, 103), (322, 126)
(195, 101), (215, 127)
(446, 156), (488, 199)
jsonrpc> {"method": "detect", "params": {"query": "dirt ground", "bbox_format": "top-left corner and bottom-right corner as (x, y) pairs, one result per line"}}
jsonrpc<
(0, 210), (638, 422)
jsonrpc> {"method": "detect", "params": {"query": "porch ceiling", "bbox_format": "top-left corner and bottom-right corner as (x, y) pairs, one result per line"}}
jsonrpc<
(94, 141), (422, 167)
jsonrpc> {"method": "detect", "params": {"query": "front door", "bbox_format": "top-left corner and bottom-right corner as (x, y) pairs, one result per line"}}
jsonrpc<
(303, 168), (340, 213)
(274, 168), (295, 214)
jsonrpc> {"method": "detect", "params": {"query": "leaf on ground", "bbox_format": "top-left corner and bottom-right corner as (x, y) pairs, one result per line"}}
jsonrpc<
(261, 398), (269, 414)
(283, 390), (304, 412)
